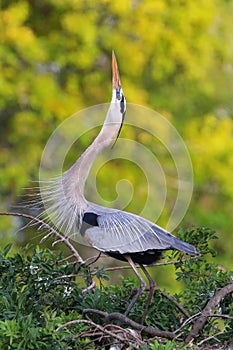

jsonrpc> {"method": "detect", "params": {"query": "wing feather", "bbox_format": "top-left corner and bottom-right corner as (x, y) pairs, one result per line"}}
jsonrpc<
(83, 203), (197, 255)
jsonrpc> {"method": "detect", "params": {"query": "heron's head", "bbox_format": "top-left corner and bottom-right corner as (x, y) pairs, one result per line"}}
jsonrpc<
(110, 51), (126, 140)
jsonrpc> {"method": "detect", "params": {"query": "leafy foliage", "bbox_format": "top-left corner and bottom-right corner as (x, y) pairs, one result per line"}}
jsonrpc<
(0, 227), (232, 349)
(0, 0), (233, 271)
(175, 228), (233, 341)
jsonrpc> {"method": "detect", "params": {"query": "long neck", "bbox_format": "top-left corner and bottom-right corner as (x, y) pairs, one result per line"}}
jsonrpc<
(64, 102), (121, 202)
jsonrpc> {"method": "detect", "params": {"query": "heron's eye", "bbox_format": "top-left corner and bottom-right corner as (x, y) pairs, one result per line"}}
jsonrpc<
(116, 90), (121, 100)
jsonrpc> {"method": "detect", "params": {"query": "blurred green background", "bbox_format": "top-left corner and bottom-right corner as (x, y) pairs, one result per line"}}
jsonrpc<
(0, 0), (232, 285)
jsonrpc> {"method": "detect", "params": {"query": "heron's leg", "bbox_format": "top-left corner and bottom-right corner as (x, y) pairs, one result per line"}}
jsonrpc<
(124, 255), (146, 317)
(140, 264), (156, 324)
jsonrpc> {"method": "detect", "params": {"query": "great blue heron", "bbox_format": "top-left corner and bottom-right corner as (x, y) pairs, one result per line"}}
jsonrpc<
(41, 52), (198, 323)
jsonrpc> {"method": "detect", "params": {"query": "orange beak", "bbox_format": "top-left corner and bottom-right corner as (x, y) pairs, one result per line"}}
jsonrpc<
(112, 51), (121, 90)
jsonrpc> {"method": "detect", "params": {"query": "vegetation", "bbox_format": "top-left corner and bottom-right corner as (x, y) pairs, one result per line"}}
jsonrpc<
(0, 217), (232, 349)
(1, 1), (233, 348)
(1, 0), (232, 258)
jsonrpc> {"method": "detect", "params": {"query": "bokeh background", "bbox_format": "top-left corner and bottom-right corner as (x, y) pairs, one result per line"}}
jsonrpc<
(0, 0), (232, 286)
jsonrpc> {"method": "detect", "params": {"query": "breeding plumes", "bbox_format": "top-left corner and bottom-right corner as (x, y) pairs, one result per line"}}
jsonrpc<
(40, 52), (198, 323)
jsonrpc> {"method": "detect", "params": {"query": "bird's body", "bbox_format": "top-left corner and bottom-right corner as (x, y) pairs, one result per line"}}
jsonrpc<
(41, 52), (198, 322)
(80, 202), (197, 264)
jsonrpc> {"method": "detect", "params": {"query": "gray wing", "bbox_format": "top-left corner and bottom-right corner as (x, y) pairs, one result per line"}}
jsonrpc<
(83, 203), (197, 255)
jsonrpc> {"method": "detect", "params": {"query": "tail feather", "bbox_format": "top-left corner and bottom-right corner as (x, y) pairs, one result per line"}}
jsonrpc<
(151, 224), (198, 255)
(171, 237), (198, 255)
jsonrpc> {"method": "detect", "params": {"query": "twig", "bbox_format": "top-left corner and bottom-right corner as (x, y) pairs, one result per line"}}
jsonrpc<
(56, 319), (131, 345)
(83, 308), (107, 318)
(104, 257), (189, 272)
(0, 211), (84, 264)
(54, 273), (81, 280)
(174, 312), (201, 336)
(74, 324), (142, 348)
(82, 280), (96, 294)
(160, 291), (191, 319)
(52, 238), (65, 246)
(86, 253), (102, 266)
(103, 324), (143, 345)
(197, 331), (225, 346)
(207, 313), (233, 319)
(185, 283), (233, 343)
(58, 254), (76, 263)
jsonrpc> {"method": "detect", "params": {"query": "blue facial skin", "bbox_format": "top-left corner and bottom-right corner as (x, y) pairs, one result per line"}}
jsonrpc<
(116, 85), (122, 100)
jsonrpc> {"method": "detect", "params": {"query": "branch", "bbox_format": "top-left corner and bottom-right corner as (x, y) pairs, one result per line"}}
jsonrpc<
(104, 257), (189, 272)
(83, 308), (175, 339)
(82, 280), (96, 294)
(160, 291), (191, 319)
(174, 312), (201, 338)
(0, 211), (84, 264)
(197, 331), (226, 346)
(56, 318), (142, 347)
(185, 284), (233, 344)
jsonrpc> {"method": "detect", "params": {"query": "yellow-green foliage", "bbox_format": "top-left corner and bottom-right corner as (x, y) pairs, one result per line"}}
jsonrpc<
(0, 0), (232, 266)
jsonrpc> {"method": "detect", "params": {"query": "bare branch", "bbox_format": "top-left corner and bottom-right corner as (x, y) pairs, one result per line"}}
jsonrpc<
(0, 211), (84, 264)
(58, 254), (76, 263)
(197, 331), (226, 346)
(0, 211), (99, 292)
(160, 291), (191, 319)
(85, 252), (102, 266)
(207, 313), (233, 320)
(82, 280), (96, 294)
(104, 257), (189, 272)
(83, 308), (175, 339)
(174, 312), (201, 336)
(56, 318), (134, 346)
(185, 284), (233, 344)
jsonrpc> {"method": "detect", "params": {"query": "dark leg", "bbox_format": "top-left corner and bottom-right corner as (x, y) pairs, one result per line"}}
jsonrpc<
(140, 264), (156, 324)
(124, 255), (146, 317)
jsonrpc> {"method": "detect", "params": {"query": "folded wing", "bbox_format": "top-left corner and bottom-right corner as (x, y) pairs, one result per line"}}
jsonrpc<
(82, 204), (198, 255)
